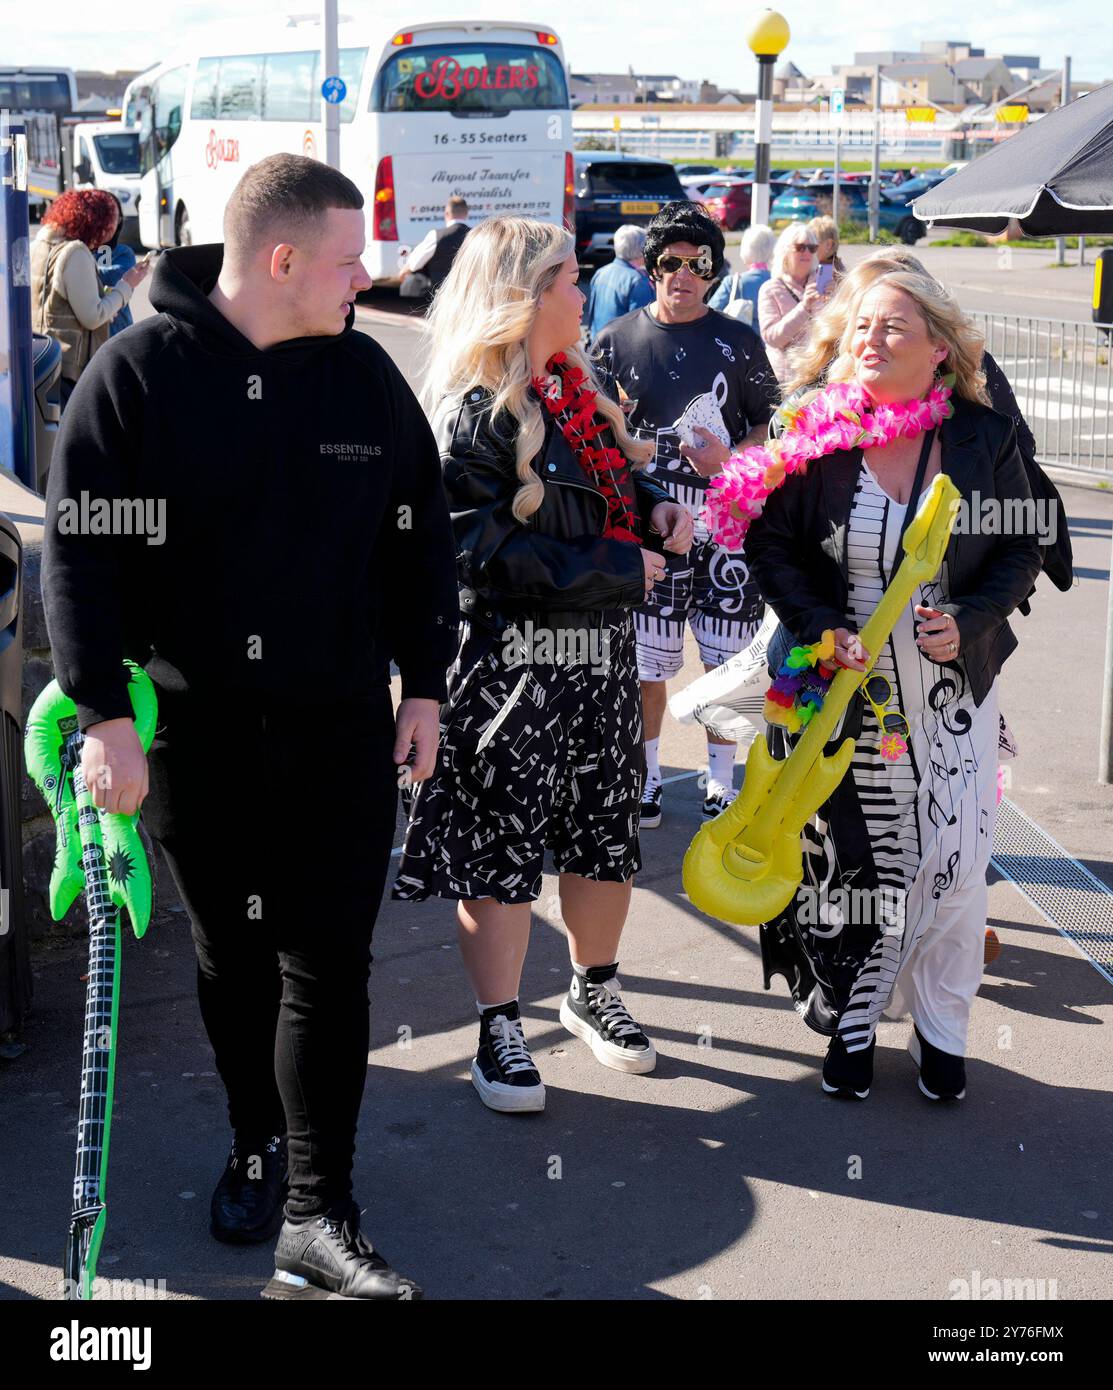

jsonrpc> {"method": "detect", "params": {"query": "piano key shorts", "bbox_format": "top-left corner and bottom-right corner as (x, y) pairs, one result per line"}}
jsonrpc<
(634, 534), (764, 680)
(392, 612), (644, 905)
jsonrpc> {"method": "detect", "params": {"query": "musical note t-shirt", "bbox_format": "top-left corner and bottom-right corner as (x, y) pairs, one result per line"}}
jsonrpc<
(591, 305), (779, 539)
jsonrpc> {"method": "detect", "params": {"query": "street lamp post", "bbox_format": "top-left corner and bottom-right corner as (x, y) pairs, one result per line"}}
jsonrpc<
(746, 9), (790, 229)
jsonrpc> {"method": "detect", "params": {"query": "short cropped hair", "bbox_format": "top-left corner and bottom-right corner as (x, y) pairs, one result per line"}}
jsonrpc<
(223, 154), (363, 267)
(613, 224), (647, 262)
(446, 196), (469, 218)
(643, 200), (725, 281)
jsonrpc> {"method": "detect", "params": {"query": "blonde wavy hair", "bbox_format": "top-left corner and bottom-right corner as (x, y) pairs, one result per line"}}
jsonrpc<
(786, 256), (990, 406)
(422, 216), (653, 523)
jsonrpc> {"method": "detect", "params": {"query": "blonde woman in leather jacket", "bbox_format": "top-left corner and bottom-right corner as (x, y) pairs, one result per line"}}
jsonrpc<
(393, 216), (694, 1114)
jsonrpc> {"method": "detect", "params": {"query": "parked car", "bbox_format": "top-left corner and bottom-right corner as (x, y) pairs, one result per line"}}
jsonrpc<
(875, 174), (951, 242)
(770, 182), (869, 226)
(674, 162), (722, 179)
(573, 152), (687, 268)
(681, 174), (748, 198)
(702, 182), (752, 230)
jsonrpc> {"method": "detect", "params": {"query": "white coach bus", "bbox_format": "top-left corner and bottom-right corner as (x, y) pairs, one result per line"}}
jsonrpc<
(135, 18), (574, 278)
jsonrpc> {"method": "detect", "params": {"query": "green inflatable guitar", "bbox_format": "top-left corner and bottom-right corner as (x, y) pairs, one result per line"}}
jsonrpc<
(24, 660), (158, 1300)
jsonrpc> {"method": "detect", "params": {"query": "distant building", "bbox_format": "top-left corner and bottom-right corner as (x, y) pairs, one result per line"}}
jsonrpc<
(570, 73), (640, 106)
(834, 50), (1022, 109)
(639, 73), (702, 103)
(570, 71), (700, 106)
(951, 57), (1018, 105)
(772, 60), (806, 100)
(74, 69), (145, 111)
(698, 82), (751, 105)
(1023, 77), (1096, 112)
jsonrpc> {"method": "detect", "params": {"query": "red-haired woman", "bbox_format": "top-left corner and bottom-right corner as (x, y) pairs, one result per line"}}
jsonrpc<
(31, 189), (150, 407)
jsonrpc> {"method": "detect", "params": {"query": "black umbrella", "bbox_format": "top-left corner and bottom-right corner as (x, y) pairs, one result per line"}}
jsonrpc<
(913, 81), (1113, 234)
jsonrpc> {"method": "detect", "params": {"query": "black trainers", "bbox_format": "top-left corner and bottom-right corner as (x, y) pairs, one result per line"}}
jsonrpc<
(471, 1000), (545, 1113)
(821, 1034), (875, 1100)
(640, 778), (662, 828)
(908, 1026), (967, 1101)
(210, 1132), (288, 1244)
(560, 963), (657, 1074)
(262, 1202), (422, 1300)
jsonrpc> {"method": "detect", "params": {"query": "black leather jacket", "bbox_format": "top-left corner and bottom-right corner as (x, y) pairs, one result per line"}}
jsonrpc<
(744, 394), (1043, 707)
(435, 385), (674, 633)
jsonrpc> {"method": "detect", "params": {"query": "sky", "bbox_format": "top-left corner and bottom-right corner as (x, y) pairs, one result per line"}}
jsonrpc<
(11, 1), (1113, 88)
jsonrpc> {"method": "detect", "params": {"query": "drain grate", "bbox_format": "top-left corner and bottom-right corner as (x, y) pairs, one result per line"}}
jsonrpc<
(992, 798), (1113, 986)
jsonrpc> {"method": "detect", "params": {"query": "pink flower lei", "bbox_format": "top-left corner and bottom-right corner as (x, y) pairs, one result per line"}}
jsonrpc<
(702, 375), (955, 549)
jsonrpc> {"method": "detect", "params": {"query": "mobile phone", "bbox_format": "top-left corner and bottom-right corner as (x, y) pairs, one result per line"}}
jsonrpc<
(815, 263), (834, 295)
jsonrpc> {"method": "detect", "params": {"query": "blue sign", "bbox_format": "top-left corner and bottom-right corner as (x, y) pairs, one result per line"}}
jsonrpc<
(321, 76), (347, 104)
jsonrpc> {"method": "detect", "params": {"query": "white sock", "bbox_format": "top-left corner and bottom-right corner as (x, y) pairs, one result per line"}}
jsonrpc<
(707, 742), (736, 795)
(476, 997), (516, 1016)
(645, 737), (661, 785)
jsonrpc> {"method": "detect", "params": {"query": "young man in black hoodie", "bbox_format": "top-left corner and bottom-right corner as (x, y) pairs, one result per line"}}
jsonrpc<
(42, 154), (459, 1300)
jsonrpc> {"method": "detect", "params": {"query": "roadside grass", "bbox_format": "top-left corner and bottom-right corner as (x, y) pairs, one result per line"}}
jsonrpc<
(932, 231), (1113, 249)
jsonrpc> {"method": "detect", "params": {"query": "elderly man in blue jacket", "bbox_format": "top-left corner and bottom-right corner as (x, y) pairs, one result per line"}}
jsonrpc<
(585, 224), (655, 342)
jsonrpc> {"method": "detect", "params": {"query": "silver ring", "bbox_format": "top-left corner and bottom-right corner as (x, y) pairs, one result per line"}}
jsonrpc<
(949, 641), (957, 654)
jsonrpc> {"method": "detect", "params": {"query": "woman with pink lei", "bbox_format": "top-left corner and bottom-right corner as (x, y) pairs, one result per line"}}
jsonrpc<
(705, 270), (1041, 1105)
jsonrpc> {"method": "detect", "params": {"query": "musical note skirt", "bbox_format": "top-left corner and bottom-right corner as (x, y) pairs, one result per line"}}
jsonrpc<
(768, 462), (1001, 1058)
(392, 612), (644, 905)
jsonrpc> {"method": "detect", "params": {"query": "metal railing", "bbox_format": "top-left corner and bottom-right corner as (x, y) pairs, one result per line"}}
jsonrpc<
(971, 311), (1113, 481)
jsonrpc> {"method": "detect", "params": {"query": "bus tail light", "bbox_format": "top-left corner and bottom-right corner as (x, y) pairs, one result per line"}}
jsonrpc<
(563, 151), (575, 230)
(536, 32), (558, 45)
(391, 32), (413, 46)
(373, 156), (397, 240)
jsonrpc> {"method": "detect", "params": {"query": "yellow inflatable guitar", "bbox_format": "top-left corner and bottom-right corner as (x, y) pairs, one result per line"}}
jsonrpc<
(683, 472), (961, 927)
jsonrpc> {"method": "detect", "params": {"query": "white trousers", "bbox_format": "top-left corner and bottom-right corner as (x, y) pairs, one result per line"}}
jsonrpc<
(885, 872), (987, 1056)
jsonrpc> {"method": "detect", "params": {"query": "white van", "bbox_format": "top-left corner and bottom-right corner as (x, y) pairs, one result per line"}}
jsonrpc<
(69, 122), (143, 241)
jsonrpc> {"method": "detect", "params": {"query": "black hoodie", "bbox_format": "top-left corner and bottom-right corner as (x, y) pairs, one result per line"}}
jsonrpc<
(42, 244), (459, 730)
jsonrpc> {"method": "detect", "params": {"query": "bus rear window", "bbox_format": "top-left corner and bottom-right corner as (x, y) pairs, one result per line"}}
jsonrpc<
(373, 43), (567, 113)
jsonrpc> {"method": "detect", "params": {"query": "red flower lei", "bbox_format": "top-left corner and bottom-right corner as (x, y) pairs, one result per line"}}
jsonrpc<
(532, 352), (642, 544)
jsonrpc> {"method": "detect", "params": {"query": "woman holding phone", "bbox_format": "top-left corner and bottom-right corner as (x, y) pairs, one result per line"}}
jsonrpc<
(394, 216), (694, 1114)
(757, 222), (833, 382)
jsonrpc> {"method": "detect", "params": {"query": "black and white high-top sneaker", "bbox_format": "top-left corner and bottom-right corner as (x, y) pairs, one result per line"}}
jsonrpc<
(471, 1000), (546, 1113)
(702, 783), (737, 818)
(263, 1201), (422, 1301)
(908, 1025), (967, 1101)
(640, 778), (663, 828)
(821, 1034), (875, 1100)
(560, 963), (657, 1074)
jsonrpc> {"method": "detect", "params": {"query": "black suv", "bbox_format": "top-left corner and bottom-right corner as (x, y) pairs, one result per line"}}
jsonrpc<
(573, 153), (687, 269)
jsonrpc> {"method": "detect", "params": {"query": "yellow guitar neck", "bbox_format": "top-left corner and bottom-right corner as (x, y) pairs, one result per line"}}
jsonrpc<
(746, 472), (961, 849)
